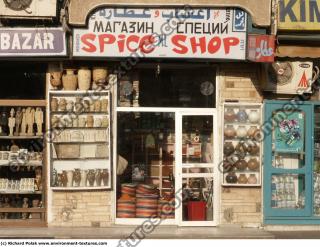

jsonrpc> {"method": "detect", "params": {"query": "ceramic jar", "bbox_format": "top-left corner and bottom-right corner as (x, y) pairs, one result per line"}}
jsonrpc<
(32, 199), (40, 208)
(224, 125), (236, 139)
(73, 169), (81, 187)
(66, 170), (73, 187)
(248, 109), (259, 123)
(79, 117), (86, 127)
(51, 116), (59, 128)
(226, 172), (237, 184)
(248, 174), (258, 184)
(224, 108), (236, 122)
(87, 115), (94, 127)
(223, 142), (235, 156)
(94, 100), (101, 112)
(247, 158), (259, 171)
(50, 71), (62, 89)
(94, 118), (102, 127)
(101, 169), (109, 186)
(72, 117), (79, 127)
(95, 169), (102, 186)
(75, 97), (83, 114)
(66, 100), (74, 112)
(238, 174), (248, 184)
(237, 108), (248, 123)
(83, 100), (90, 112)
(247, 142), (260, 155)
(223, 160), (234, 172)
(236, 126), (247, 138)
(89, 101), (95, 111)
(235, 159), (247, 171)
(78, 67), (91, 91)
(247, 126), (258, 139)
(58, 98), (66, 111)
(101, 116), (109, 127)
(235, 142), (247, 158)
(101, 99), (108, 112)
(61, 171), (68, 187)
(51, 98), (58, 111)
(62, 69), (78, 91)
(87, 169), (96, 186)
(80, 170), (88, 187)
(93, 67), (108, 83)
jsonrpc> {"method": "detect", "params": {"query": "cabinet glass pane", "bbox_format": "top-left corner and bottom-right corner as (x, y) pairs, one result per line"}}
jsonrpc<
(272, 153), (305, 169)
(271, 174), (305, 209)
(182, 116), (213, 164)
(314, 106), (320, 216)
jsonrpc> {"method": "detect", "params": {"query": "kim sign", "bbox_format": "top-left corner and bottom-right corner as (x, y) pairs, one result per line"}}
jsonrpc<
(73, 7), (247, 60)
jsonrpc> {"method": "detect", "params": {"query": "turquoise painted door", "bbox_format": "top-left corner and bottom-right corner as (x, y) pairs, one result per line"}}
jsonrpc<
(264, 100), (312, 218)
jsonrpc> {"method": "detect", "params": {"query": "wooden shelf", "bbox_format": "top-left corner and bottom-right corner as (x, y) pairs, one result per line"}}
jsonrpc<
(52, 141), (108, 144)
(0, 99), (46, 107)
(0, 208), (45, 213)
(0, 160), (42, 166)
(49, 90), (109, 95)
(0, 191), (42, 195)
(53, 157), (108, 161)
(51, 111), (109, 115)
(51, 186), (110, 191)
(51, 127), (108, 130)
(0, 135), (43, 140)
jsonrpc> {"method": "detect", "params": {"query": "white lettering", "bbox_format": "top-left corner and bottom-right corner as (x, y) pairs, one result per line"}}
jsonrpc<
(0, 33), (10, 50)
(11, 33), (21, 50)
(33, 33), (43, 49)
(43, 33), (54, 49)
(22, 33), (32, 49)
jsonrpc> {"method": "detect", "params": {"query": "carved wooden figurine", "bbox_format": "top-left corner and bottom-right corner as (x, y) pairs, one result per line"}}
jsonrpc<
(20, 108), (27, 136)
(15, 107), (22, 136)
(35, 108), (43, 136)
(8, 108), (15, 136)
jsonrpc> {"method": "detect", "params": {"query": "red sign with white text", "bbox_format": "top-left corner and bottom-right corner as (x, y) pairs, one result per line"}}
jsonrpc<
(247, 34), (275, 62)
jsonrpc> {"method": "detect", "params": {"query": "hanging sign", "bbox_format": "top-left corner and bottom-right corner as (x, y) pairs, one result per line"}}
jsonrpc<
(278, 0), (320, 30)
(73, 7), (247, 60)
(247, 34), (275, 62)
(0, 27), (67, 56)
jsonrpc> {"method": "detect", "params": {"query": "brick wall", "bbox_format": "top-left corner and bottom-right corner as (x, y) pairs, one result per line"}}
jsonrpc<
(49, 191), (113, 227)
(219, 63), (263, 227)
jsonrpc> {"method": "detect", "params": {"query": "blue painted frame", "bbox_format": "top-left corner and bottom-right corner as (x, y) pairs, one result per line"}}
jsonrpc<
(264, 100), (313, 219)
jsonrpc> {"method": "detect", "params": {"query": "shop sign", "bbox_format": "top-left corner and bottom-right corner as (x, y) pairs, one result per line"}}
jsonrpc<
(278, 0), (320, 30)
(73, 7), (247, 60)
(247, 34), (275, 62)
(0, 27), (66, 56)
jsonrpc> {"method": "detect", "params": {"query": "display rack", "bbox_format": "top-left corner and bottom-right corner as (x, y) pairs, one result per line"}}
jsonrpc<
(222, 102), (262, 186)
(48, 90), (111, 190)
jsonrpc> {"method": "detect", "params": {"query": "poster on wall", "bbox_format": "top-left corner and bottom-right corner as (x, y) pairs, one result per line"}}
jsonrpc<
(73, 7), (247, 59)
(247, 34), (275, 63)
(273, 111), (305, 153)
(0, 27), (67, 56)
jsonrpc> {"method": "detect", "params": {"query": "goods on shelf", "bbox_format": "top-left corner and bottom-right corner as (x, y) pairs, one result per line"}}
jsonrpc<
(222, 103), (262, 186)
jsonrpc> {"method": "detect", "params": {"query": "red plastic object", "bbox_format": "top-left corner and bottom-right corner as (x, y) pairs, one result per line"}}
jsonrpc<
(187, 201), (206, 221)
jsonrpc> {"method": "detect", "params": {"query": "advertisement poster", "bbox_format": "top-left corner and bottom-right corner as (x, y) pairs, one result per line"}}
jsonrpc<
(247, 34), (275, 63)
(73, 7), (247, 59)
(274, 111), (305, 153)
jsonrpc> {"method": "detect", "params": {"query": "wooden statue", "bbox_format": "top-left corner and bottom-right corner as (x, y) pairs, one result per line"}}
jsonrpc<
(35, 108), (43, 136)
(20, 108), (27, 136)
(26, 107), (35, 136)
(15, 107), (22, 136)
(8, 108), (15, 136)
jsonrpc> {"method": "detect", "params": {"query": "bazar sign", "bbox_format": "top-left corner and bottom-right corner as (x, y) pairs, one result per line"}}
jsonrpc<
(247, 34), (275, 63)
(278, 0), (320, 30)
(0, 28), (66, 56)
(73, 7), (247, 59)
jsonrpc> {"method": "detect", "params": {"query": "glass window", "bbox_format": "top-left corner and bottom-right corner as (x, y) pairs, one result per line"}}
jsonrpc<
(118, 66), (215, 108)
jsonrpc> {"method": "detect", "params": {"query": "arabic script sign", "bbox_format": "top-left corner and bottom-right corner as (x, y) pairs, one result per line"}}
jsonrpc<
(247, 34), (275, 63)
(278, 0), (320, 30)
(0, 28), (66, 56)
(73, 7), (247, 59)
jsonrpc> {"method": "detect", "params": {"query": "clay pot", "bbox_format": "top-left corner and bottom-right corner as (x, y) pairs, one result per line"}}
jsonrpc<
(80, 170), (88, 187)
(58, 98), (66, 111)
(51, 98), (58, 111)
(78, 67), (91, 91)
(237, 108), (248, 123)
(247, 158), (259, 171)
(224, 108), (236, 122)
(224, 125), (236, 139)
(93, 67), (108, 83)
(235, 142), (247, 158)
(66, 170), (73, 187)
(51, 116), (59, 128)
(32, 199), (40, 208)
(101, 169), (109, 186)
(101, 116), (109, 127)
(223, 160), (234, 172)
(66, 100), (74, 112)
(236, 126), (247, 138)
(247, 142), (260, 155)
(75, 97), (83, 113)
(72, 117), (79, 127)
(73, 169), (81, 187)
(78, 117), (86, 127)
(50, 71), (62, 89)
(86, 115), (94, 127)
(94, 100), (101, 112)
(223, 142), (235, 156)
(61, 171), (68, 187)
(87, 169), (96, 186)
(238, 174), (248, 184)
(248, 174), (258, 184)
(83, 100), (90, 112)
(101, 99), (108, 112)
(235, 159), (247, 171)
(247, 126), (259, 139)
(62, 69), (78, 91)
(226, 172), (238, 184)
(95, 169), (102, 186)
(248, 110), (260, 123)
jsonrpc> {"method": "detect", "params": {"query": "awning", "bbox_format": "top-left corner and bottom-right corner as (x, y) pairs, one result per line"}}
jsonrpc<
(276, 45), (320, 58)
(67, 0), (272, 27)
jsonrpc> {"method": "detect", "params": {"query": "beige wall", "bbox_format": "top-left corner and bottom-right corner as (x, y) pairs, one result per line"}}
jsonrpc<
(219, 63), (263, 227)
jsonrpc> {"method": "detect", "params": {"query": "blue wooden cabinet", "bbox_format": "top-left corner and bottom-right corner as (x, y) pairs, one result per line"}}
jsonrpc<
(263, 100), (320, 224)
